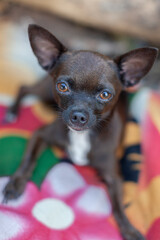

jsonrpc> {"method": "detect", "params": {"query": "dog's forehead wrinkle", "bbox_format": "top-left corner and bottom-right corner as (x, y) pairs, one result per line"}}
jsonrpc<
(67, 51), (110, 72)
(67, 57), (116, 90)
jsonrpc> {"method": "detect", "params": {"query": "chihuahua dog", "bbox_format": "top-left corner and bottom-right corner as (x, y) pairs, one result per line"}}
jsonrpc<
(3, 25), (158, 240)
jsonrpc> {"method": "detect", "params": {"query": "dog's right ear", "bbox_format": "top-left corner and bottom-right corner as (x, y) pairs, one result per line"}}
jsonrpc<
(28, 24), (67, 71)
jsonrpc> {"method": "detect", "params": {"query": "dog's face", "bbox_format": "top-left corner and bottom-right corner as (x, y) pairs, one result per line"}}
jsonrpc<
(28, 25), (158, 131)
(51, 51), (122, 131)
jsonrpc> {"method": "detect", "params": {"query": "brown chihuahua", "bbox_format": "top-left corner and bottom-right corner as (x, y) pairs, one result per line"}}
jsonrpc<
(3, 25), (158, 240)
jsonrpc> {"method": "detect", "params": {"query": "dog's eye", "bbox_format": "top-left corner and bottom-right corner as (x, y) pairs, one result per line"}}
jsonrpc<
(99, 91), (112, 101)
(57, 82), (69, 93)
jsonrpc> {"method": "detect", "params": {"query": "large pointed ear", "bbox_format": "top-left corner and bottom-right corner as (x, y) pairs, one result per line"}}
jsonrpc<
(28, 24), (67, 71)
(114, 47), (158, 88)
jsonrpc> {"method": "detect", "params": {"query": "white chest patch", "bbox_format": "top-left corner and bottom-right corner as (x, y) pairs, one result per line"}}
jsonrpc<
(67, 129), (91, 166)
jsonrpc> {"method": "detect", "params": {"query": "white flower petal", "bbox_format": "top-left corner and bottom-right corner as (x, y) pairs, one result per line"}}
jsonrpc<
(0, 211), (28, 240)
(76, 186), (111, 216)
(46, 163), (85, 196)
(32, 198), (75, 230)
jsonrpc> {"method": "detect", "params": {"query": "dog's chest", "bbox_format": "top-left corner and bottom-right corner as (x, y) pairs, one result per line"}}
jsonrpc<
(67, 130), (91, 165)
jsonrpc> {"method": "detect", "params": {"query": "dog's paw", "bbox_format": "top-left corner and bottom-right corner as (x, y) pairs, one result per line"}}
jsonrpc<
(2, 110), (17, 124)
(1, 108), (18, 124)
(2, 177), (27, 203)
(121, 226), (145, 240)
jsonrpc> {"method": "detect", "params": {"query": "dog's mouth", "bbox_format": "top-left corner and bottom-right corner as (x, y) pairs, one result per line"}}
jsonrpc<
(68, 125), (89, 132)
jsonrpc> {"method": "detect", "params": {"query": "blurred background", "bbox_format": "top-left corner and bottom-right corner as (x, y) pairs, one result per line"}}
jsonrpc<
(0, 2), (160, 237)
(0, 0), (160, 100)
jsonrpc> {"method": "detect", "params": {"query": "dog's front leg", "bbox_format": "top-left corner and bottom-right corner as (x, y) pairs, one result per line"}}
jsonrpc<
(3, 120), (68, 203)
(3, 128), (47, 203)
(91, 154), (145, 240)
(3, 76), (57, 123)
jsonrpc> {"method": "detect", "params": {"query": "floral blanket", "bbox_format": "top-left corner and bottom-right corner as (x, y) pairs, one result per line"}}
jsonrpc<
(0, 91), (160, 240)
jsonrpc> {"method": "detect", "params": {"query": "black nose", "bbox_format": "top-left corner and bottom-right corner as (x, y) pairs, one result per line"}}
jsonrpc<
(70, 111), (88, 126)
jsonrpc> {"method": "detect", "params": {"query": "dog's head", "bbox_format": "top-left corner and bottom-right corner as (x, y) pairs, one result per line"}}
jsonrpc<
(28, 25), (158, 131)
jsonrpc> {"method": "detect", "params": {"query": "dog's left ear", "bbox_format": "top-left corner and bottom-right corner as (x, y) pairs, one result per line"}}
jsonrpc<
(114, 47), (158, 89)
